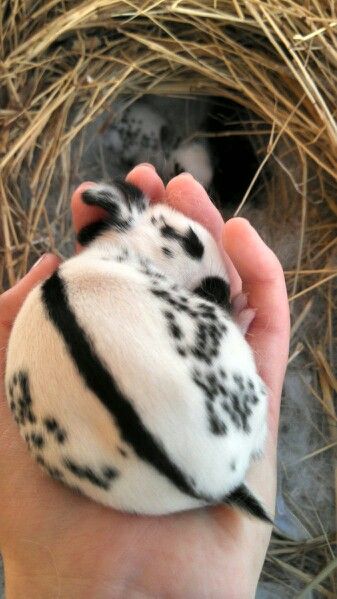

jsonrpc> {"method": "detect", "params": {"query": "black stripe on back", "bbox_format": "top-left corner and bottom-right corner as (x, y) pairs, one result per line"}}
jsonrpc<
(41, 271), (205, 503)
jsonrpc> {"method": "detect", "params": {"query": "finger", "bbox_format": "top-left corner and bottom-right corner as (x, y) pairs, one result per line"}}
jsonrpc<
(223, 218), (290, 435)
(0, 253), (61, 349)
(166, 174), (242, 297)
(126, 163), (166, 202)
(71, 181), (104, 238)
(166, 173), (223, 240)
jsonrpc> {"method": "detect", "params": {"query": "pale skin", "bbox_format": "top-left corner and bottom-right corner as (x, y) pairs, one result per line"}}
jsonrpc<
(0, 165), (290, 599)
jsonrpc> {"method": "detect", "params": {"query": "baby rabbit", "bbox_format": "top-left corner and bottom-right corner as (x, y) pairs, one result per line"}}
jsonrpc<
(5, 180), (270, 521)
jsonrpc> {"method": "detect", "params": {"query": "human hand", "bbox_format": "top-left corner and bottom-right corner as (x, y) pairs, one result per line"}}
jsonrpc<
(0, 165), (289, 599)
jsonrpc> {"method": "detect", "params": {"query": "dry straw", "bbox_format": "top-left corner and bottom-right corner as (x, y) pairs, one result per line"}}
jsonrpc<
(0, 1), (336, 595)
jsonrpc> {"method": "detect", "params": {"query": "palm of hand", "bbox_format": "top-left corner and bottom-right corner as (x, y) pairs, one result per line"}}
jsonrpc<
(0, 166), (289, 599)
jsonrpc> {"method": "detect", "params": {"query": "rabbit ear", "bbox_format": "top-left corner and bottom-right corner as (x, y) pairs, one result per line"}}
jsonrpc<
(82, 180), (147, 215)
(224, 484), (273, 524)
(78, 180), (148, 246)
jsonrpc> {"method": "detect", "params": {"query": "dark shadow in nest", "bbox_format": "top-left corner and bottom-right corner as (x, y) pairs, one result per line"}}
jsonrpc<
(202, 97), (269, 216)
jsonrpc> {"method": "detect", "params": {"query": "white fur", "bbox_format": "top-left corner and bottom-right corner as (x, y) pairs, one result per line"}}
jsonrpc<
(165, 140), (213, 189)
(5, 187), (267, 515)
(104, 103), (213, 190)
(105, 103), (171, 170)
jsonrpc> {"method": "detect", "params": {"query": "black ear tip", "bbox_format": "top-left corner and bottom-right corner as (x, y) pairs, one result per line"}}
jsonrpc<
(225, 484), (273, 525)
(82, 188), (97, 206)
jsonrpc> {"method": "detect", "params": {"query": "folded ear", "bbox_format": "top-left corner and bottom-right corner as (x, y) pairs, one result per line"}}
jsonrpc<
(82, 180), (147, 216)
(224, 483), (273, 524)
(78, 180), (148, 246)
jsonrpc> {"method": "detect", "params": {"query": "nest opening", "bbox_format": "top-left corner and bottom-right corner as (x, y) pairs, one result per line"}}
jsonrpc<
(75, 94), (265, 216)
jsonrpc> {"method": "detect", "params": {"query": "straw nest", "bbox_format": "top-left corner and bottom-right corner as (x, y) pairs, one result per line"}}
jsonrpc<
(1, 1), (336, 596)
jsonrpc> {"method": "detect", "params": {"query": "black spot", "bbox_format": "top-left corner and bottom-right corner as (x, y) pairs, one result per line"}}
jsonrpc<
(194, 277), (230, 310)
(233, 374), (244, 391)
(169, 322), (182, 340)
(118, 447), (128, 458)
(160, 223), (179, 240)
(160, 221), (204, 260)
(208, 404), (227, 435)
(30, 433), (44, 449)
(193, 371), (215, 401)
(151, 288), (170, 300)
(56, 430), (67, 444)
(162, 246), (174, 258)
(44, 417), (67, 444)
(44, 417), (58, 432)
(207, 373), (217, 386)
(193, 363), (258, 436)
(8, 371), (37, 426)
(45, 465), (63, 480)
(183, 227), (204, 260)
(221, 401), (241, 429)
(64, 458), (110, 490)
(102, 466), (118, 480)
(230, 392), (249, 432)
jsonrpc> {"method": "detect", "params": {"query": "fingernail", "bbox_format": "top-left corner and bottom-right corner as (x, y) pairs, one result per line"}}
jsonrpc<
(138, 163), (156, 171)
(30, 254), (47, 270)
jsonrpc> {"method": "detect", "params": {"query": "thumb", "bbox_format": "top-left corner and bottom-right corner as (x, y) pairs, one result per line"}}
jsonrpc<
(222, 218), (289, 435)
(0, 254), (61, 350)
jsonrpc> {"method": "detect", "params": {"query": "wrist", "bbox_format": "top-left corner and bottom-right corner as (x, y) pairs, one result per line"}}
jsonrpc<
(3, 545), (131, 599)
